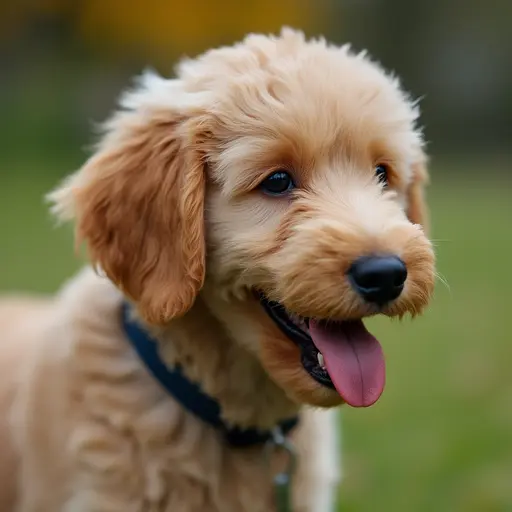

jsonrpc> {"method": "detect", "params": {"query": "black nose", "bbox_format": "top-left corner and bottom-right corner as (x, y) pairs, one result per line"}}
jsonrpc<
(348, 256), (407, 304)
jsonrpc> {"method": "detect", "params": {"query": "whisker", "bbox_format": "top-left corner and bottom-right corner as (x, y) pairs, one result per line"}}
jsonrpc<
(435, 271), (451, 293)
(429, 238), (452, 245)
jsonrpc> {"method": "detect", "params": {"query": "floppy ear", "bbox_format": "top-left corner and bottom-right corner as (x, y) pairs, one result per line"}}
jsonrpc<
(49, 73), (209, 325)
(406, 155), (430, 234)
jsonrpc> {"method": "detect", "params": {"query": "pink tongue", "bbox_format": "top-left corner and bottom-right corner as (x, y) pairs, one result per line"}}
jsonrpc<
(309, 319), (385, 407)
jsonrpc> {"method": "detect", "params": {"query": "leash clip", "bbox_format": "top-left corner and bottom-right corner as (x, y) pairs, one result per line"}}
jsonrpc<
(265, 427), (297, 512)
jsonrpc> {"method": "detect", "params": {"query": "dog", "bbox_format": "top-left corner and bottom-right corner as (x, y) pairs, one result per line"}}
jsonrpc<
(0, 28), (435, 511)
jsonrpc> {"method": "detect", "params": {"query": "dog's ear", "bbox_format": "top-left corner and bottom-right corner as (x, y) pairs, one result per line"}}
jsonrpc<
(49, 73), (210, 325)
(406, 154), (430, 234)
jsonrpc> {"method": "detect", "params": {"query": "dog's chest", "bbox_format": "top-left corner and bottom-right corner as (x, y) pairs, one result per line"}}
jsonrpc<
(65, 406), (285, 512)
(134, 442), (281, 512)
(153, 468), (277, 512)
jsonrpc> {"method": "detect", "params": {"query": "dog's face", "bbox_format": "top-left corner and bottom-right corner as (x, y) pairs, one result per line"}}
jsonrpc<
(50, 29), (435, 409)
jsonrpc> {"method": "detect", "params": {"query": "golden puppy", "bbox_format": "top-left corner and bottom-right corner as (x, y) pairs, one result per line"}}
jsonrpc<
(0, 28), (435, 511)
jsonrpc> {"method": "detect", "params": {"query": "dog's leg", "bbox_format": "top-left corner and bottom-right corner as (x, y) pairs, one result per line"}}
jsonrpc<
(292, 408), (341, 512)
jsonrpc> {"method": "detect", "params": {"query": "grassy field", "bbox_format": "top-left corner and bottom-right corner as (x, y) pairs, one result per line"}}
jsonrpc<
(1, 162), (511, 512)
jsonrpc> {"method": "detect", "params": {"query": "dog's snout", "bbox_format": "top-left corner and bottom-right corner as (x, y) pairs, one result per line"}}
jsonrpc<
(348, 256), (407, 304)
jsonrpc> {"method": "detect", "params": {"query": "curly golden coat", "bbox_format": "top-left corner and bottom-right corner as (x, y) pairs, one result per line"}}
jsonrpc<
(0, 28), (434, 511)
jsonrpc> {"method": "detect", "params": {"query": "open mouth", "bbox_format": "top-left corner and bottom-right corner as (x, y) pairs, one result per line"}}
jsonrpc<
(259, 294), (386, 408)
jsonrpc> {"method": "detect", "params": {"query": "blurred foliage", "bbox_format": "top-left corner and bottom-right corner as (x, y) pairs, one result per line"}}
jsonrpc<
(1, 0), (320, 58)
(1, 0), (512, 166)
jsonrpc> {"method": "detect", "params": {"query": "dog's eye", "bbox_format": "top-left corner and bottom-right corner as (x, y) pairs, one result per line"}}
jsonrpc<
(375, 164), (389, 187)
(260, 170), (295, 196)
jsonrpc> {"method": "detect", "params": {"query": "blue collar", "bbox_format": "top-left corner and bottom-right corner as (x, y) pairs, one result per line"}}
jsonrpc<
(121, 302), (299, 448)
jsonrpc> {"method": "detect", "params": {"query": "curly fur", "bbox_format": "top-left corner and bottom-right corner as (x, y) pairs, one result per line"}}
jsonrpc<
(0, 28), (434, 511)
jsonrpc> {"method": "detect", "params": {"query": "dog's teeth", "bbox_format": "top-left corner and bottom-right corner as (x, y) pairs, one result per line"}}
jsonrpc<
(317, 352), (325, 369)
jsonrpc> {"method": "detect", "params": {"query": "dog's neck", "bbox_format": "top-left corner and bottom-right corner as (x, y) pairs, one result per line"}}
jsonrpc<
(153, 283), (300, 430)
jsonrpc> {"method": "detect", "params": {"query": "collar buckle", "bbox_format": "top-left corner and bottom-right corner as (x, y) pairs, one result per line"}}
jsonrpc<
(265, 427), (297, 512)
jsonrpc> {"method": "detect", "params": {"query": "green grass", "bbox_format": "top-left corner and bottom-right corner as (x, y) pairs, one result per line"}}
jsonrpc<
(1, 163), (511, 512)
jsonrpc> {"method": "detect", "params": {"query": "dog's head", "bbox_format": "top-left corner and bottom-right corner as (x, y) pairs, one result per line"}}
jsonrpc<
(50, 29), (435, 409)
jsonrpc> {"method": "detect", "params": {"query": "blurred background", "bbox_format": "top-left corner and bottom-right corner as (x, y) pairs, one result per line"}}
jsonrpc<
(1, 1), (511, 510)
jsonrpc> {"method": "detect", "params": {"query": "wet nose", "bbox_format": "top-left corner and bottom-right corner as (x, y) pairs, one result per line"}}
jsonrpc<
(348, 255), (407, 304)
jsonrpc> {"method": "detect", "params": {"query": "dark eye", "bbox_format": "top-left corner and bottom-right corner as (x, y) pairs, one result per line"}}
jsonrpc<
(375, 164), (389, 187)
(260, 170), (295, 196)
